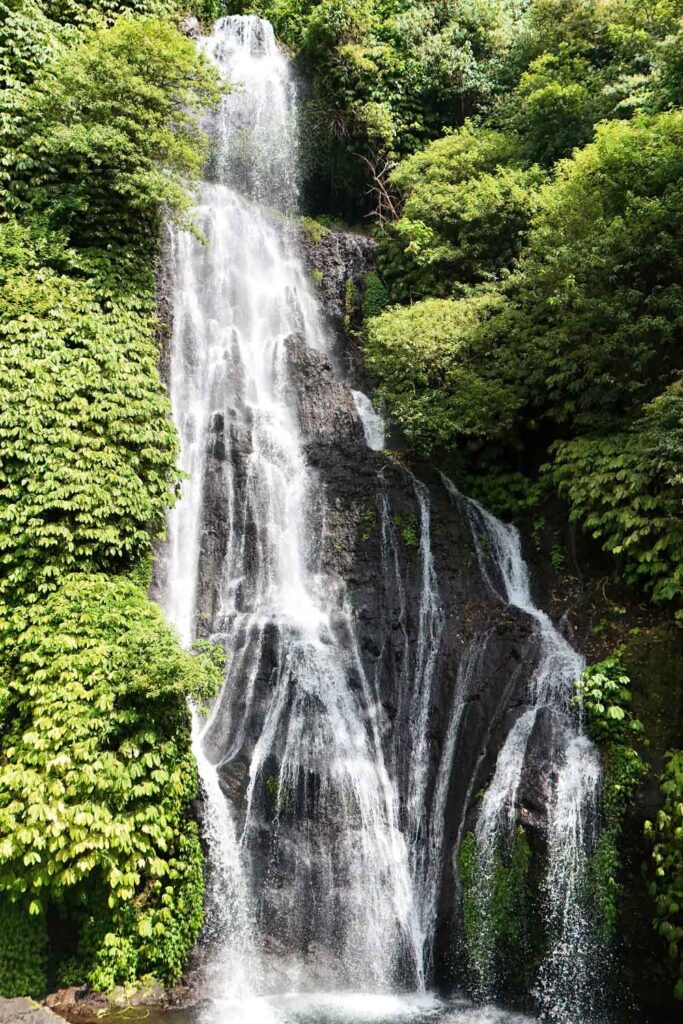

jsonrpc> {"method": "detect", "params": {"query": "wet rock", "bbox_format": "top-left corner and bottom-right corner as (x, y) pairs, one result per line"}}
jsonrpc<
(284, 332), (365, 448)
(0, 999), (62, 1024)
(178, 16), (201, 39)
(516, 707), (565, 834)
(296, 224), (377, 381)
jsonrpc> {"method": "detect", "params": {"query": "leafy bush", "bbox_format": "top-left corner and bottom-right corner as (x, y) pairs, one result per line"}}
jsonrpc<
(0, 897), (48, 998)
(0, 221), (179, 603)
(1, 15), (222, 249)
(362, 270), (388, 319)
(381, 125), (542, 299)
(0, 574), (223, 992)
(0, 4), (226, 994)
(551, 383), (683, 614)
(576, 654), (648, 936)
(365, 292), (519, 455)
(510, 112), (683, 432)
(575, 654), (645, 749)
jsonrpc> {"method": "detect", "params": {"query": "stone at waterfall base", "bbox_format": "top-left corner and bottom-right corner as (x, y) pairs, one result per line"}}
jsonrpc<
(43, 981), (192, 1024)
(0, 999), (63, 1024)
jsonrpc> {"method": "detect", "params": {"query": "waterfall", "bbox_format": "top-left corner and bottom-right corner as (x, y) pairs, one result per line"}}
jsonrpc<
(190, 710), (261, 1002)
(352, 390), (386, 450)
(161, 15), (421, 998)
(157, 13), (605, 1022)
(441, 478), (604, 1021)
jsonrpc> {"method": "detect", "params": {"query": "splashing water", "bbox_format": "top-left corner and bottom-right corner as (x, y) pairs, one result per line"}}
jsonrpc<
(190, 709), (261, 1001)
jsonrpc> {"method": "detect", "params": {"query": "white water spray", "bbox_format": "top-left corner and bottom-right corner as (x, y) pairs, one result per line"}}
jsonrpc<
(158, 13), (601, 1021)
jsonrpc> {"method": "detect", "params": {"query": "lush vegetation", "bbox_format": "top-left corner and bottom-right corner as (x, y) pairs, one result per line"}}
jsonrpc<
(238, 0), (683, 623)
(458, 826), (533, 1000)
(1, 0), (681, 1005)
(0, 0), (223, 997)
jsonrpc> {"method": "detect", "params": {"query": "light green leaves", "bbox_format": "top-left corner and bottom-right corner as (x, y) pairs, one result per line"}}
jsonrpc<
(0, 575), (223, 991)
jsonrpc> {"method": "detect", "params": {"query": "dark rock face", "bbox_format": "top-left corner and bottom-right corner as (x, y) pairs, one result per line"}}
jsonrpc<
(296, 224), (377, 382)
(182, 281), (560, 977)
(281, 339), (553, 975)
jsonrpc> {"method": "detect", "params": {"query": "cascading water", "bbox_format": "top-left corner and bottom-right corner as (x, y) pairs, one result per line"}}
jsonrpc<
(161, 14), (421, 1003)
(352, 390), (386, 451)
(157, 13), (606, 1024)
(441, 479), (604, 1022)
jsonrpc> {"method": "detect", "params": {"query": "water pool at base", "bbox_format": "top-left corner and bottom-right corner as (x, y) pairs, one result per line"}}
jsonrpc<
(149, 994), (533, 1024)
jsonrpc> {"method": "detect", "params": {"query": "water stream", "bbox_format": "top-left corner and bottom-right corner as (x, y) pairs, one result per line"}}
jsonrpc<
(158, 14), (604, 1024)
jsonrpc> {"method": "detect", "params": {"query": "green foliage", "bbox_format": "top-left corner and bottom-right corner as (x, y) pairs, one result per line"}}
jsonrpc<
(0, 0), (69, 88)
(576, 654), (648, 939)
(586, 828), (621, 939)
(300, 214), (331, 246)
(365, 292), (518, 456)
(381, 125), (542, 300)
(343, 275), (359, 333)
(1, 15), (222, 248)
(458, 826), (532, 997)
(0, 221), (179, 603)
(392, 511), (417, 549)
(0, 574), (223, 992)
(575, 654), (645, 749)
(229, 0), (520, 216)
(551, 383), (683, 613)
(264, 775), (293, 818)
(646, 750), (683, 1001)
(509, 52), (599, 164)
(549, 544), (565, 572)
(0, 2), (225, 995)
(511, 113), (683, 433)
(0, 897), (48, 998)
(361, 271), (388, 319)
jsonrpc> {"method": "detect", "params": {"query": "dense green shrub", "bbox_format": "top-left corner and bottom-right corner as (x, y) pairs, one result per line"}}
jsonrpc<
(509, 112), (683, 433)
(0, 574), (223, 991)
(551, 383), (683, 614)
(575, 655), (648, 936)
(0, 3), (225, 995)
(1, 15), (222, 248)
(365, 292), (518, 456)
(380, 125), (542, 300)
(0, 222), (179, 603)
(227, 0), (519, 215)
(361, 270), (388, 319)
(0, 898), (48, 998)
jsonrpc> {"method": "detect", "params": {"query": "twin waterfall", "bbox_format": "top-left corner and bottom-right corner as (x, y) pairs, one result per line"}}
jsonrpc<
(158, 16), (604, 1024)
